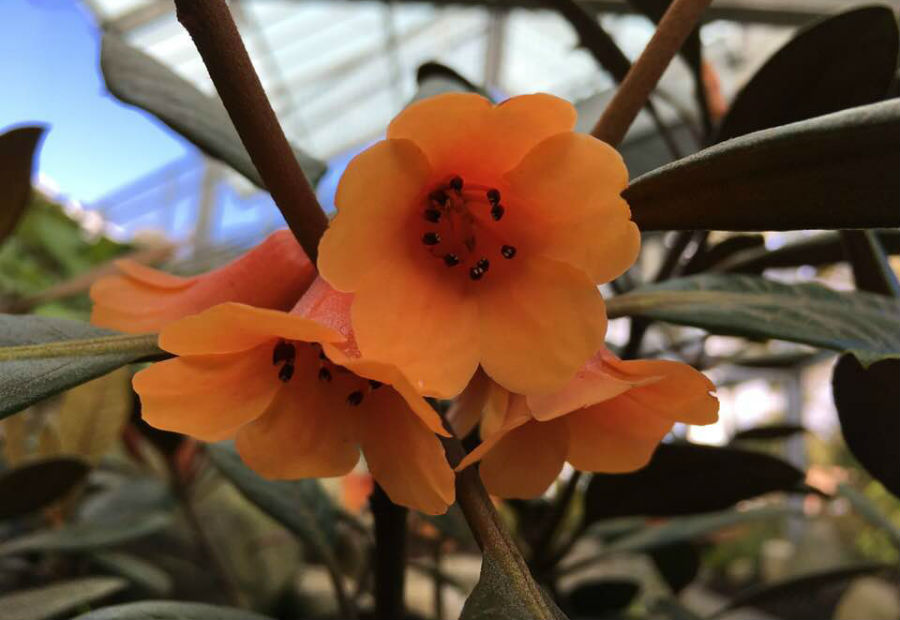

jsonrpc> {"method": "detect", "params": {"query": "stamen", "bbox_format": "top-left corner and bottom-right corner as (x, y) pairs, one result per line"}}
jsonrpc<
(369, 380), (383, 390)
(443, 253), (460, 267)
(449, 176), (463, 192)
(318, 367), (332, 382)
(469, 266), (485, 281)
(318, 350), (327, 360)
(429, 189), (448, 206)
(501, 245), (517, 259)
(272, 340), (295, 365)
(422, 232), (441, 246)
(278, 363), (295, 382)
(424, 208), (441, 223)
(476, 258), (490, 272)
(347, 390), (364, 406)
(491, 204), (505, 221)
(487, 188), (500, 205)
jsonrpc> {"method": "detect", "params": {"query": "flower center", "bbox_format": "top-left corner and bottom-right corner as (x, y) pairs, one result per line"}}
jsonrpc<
(272, 340), (380, 406)
(420, 175), (517, 281)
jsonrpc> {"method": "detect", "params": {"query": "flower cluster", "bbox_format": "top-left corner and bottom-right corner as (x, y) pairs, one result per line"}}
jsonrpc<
(91, 93), (718, 514)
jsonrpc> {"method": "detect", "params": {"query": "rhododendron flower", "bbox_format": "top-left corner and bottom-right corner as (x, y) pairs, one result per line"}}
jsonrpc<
(454, 348), (719, 498)
(91, 230), (315, 333)
(132, 280), (455, 514)
(319, 93), (640, 398)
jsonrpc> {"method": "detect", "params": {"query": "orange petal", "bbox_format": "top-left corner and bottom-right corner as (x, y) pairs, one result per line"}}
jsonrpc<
(292, 277), (356, 345)
(235, 346), (359, 479)
(133, 344), (278, 442)
(481, 382), (511, 439)
(351, 256), (480, 399)
(318, 139), (432, 292)
(479, 418), (567, 499)
(159, 303), (343, 356)
(478, 256), (607, 395)
(456, 393), (531, 471)
(91, 230), (316, 333)
(604, 358), (719, 425)
(446, 368), (492, 437)
(504, 132), (639, 283)
(526, 348), (659, 422)
(388, 93), (576, 179)
(359, 389), (455, 514)
(564, 395), (676, 473)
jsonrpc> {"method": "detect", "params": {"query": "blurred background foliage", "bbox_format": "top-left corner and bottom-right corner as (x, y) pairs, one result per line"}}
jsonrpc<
(1, 1), (899, 619)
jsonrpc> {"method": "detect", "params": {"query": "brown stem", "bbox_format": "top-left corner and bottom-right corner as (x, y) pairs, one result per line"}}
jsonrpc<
(370, 484), (407, 620)
(441, 423), (557, 620)
(592, 0), (713, 146)
(173, 0), (328, 262)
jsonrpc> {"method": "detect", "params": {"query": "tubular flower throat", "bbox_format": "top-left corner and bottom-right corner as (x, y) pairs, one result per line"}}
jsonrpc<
(133, 280), (455, 515)
(91, 230), (315, 333)
(318, 93), (640, 398)
(453, 348), (719, 499)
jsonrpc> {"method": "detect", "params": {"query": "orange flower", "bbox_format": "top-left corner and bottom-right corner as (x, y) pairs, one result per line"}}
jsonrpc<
(132, 279), (455, 514)
(454, 348), (718, 498)
(91, 230), (315, 333)
(318, 93), (640, 398)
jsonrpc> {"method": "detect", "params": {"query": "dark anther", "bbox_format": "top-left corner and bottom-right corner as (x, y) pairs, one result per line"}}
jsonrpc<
(491, 204), (505, 221)
(429, 189), (448, 206)
(278, 363), (295, 383)
(424, 208), (441, 223)
(443, 253), (460, 267)
(422, 232), (440, 245)
(347, 390), (364, 406)
(449, 176), (463, 192)
(487, 188), (500, 205)
(318, 350), (327, 360)
(501, 245), (517, 259)
(369, 380), (384, 390)
(469, 266), (485, 281)
(272, 340), (295, 365)
(318, 367), (332, 383)
(476, 258), (490, 272)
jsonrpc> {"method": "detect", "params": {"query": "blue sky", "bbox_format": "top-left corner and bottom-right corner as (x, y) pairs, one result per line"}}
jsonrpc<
(0, 0), (189, 204)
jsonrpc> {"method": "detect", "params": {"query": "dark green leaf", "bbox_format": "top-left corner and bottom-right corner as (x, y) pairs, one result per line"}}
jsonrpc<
(842, 229), (900, 297)
(206, 442), (338, 551)
(0, 457), (89, 519)
(604, 506), (795, 553)
(711, 563), (897, 619)
(0, 511), (171, 556)
(832, 356), (900, 497)
(460, 554), (567, 620)
(625, 100), (900, 231)
(90, 551), (174, 597)
(713, 230), (900, 274)
(100, 33), (325, 187)
(683, 234), (765, 275)
(584, 444), (804, 520)
(414, 62), (485, 101)
(650, 543), (700, 595)
(565, 579), (640, 618)
(0, 315), (161, 419)
(732, 424), (806, 442)
(717, 7), (898, 141)
(71, 601), (275, 620)
(606, 274), (900, 367)
(0, 577), (126, 620)
(0, 126), (44, 243)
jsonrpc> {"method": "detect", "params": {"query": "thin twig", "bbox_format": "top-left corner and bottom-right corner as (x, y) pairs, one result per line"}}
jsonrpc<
(173, 0), (328, 262)
(531, 471), (581, 570)
(592, 0), (714, 145)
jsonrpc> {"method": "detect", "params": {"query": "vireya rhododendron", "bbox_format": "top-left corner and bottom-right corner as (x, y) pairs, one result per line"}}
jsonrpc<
(132, 281), (455, 515)
(91, 230), (315, 333)
(318, 93), (640, 398)
(454, 347), (719, 498)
